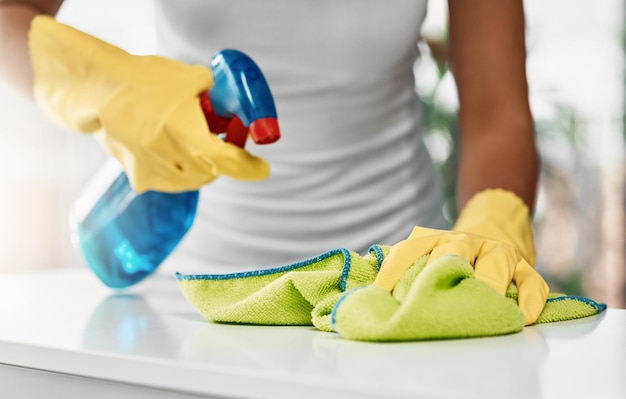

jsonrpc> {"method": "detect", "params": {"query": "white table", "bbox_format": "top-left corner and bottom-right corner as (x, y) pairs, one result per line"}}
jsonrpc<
(0, 268), (624, 399)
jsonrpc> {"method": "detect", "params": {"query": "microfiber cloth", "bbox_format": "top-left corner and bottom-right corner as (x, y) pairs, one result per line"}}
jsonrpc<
(175, 245), (606, 342)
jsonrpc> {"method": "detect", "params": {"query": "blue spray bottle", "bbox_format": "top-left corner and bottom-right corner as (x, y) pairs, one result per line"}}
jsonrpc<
(71, 49), (280, 289)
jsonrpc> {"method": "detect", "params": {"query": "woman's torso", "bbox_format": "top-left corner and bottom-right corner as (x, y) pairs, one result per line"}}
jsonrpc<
(155, 0), (447, 272)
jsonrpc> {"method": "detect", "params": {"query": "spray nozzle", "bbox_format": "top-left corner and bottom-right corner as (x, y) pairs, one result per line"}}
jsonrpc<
(200, 49), (281, 148)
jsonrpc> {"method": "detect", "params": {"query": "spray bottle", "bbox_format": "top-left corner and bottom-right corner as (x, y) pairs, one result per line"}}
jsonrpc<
(71, 49), (280, 289)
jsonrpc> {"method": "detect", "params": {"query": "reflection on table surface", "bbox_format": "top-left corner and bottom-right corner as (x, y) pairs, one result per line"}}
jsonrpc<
(81, 270), (615, 399)
(0, 268), (622, 399)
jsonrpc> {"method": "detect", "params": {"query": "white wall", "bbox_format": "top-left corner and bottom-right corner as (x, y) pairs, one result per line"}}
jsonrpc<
(0, 0), (154, 270)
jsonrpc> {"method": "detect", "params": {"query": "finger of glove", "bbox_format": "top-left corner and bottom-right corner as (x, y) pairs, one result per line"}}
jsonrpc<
(163, 98), (228, 173)
(170, 99), (270, 181)
(373, 235), (444, 291)
(426, 235), (480, 267)
(472, 242), (517, 296)
(134, 166), (216, 193)
(168, 99), (269, 181)
(513, 259), (549, 325)
(91, 133), (167, 193)
(201, 148), (270, 181)
(126, 149), (216, 193)
(125, 129), (217, 192)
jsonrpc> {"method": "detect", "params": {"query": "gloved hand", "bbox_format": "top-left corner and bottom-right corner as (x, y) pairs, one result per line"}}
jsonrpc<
(28, 16), (269, 193)
(373, 189), (549, 325)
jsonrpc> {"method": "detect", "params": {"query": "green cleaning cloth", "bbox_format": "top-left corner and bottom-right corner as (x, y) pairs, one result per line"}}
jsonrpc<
(175, 245), (606, 342)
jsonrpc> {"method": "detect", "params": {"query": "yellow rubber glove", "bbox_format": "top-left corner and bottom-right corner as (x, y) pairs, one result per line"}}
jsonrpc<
(28, 16), (269, 193)
(373, 189), (549, 325)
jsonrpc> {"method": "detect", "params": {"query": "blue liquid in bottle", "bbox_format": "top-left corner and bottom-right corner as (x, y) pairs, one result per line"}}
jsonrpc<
(74, 165), (198, 289)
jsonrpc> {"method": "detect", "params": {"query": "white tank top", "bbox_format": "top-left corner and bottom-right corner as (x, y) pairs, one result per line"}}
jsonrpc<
(155, 0), (447, 273)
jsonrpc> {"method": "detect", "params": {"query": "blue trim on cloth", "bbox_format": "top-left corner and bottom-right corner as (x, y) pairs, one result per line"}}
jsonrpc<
(329, 286), (367, 333)
(546, 295), (607, 312)
(175, 247), (355, 291)
(368, 245), (386, 269)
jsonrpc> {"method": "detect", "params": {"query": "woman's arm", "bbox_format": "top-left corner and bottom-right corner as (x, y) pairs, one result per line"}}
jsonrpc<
(448, 0), (538, 211)
(0, 0), (64, 96)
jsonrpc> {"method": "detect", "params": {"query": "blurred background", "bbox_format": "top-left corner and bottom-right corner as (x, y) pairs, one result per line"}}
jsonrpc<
(419, 0), (626, 308)
(0, 0), (624, 308)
